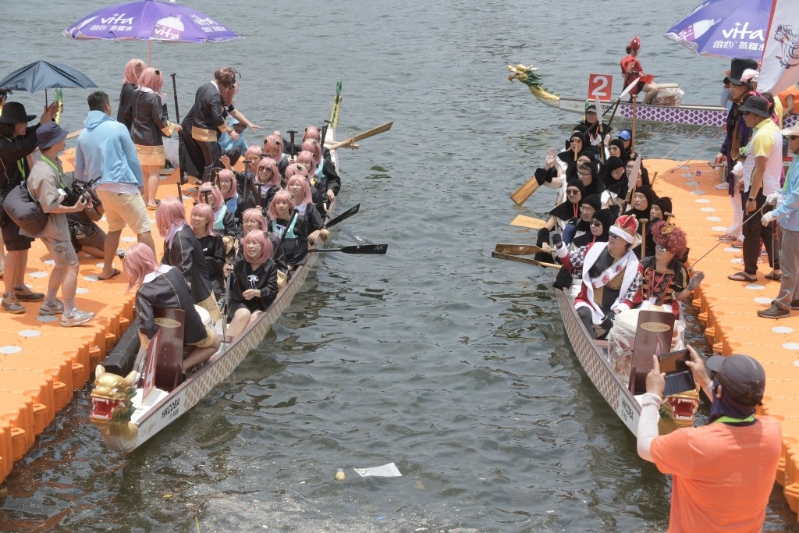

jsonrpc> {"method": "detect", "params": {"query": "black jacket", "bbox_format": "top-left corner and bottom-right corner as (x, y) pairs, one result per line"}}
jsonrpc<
(135, 266), (208, 344)
(129, 90), (171, 147)
(162, 225), (215, 305)
(230, 255), (278, 312)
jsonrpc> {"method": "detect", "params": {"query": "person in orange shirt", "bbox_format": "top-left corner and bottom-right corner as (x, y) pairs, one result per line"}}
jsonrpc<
(637, 348), (781, 532)
(619, 36), (659, 104)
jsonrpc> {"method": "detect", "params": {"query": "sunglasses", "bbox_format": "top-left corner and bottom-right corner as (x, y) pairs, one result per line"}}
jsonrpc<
(656, 244), (668, 252)
(566, 189), (581, 195)
(608, 234), (621, 241)
(591, 220), (602, 227)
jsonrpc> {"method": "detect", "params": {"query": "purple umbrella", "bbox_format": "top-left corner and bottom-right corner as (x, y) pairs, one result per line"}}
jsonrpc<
(64, 0), (241, 64)
(663, 0), (771, 59)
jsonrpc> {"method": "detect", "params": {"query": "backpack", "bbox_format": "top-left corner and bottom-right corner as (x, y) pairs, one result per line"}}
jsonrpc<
(3, 180), (47, 236)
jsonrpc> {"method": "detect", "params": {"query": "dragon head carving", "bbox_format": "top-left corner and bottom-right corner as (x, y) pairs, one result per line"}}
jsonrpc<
(90, 365), (138, 427)
(659, 389), (701, 434)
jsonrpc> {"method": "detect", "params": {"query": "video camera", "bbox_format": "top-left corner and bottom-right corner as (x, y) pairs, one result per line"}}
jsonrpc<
(61, 176), (101, 207)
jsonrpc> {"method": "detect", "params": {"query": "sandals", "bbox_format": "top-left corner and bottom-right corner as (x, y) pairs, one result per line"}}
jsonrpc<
(728, 272), (758, 282)
(97, 268), (121, 281)
(765, 271), (782, 281)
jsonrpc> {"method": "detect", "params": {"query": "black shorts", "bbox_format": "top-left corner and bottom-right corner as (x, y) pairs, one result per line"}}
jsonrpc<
(0, 214), (33, 251)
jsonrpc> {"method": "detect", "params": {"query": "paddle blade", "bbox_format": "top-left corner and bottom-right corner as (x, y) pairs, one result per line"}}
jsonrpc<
(310, 244), (388, 254)
(510, 215), (547, 229)
(627, 153), (642, 196)
(620, 77), (640, 99)
(492, 251), (560, 269)
(494, 243), (543, 256)
(325, 203), (360, 228)
(510, 176), (540, 206)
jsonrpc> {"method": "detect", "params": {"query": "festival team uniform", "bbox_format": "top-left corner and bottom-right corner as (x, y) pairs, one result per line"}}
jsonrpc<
(162, 224), (221, 322)
(228, 254), (279, 315)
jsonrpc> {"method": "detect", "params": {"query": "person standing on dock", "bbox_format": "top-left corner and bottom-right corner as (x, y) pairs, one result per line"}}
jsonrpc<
(638, 348), (781, 532)
(74, 91), (156, 280)
(714, 58), (758, 246)
(727, 95), (782, 284)
(759, 125), (799, 318)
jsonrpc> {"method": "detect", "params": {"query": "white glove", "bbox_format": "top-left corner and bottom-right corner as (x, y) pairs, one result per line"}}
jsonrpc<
(766, 192), (781, 206)
(590, 134), (602, 146)
(732, 161), (743, 179)
(762, 212), (776, 226)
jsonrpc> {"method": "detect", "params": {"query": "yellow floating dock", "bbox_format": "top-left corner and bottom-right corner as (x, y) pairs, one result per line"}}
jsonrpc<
(648, 158), (799, 517)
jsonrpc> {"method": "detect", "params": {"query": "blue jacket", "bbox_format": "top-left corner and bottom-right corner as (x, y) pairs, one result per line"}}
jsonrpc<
(74, 110), (143, 187)
(773, 156), (799, 232)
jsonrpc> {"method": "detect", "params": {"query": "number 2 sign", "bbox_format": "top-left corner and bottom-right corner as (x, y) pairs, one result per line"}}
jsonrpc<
(588, 74), (613, 101)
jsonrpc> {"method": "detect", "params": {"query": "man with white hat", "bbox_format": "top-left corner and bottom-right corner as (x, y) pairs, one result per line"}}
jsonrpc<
(760, 124), (799, 318)
(638, 348), (781, 532)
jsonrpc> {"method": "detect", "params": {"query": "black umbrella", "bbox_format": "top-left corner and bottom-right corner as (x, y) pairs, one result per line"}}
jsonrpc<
(0, 60), (98, 104)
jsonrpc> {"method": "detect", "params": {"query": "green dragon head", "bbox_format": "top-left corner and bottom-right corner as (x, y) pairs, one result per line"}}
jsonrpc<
(507, 63), (555, 93)
(90, 365), (138, 427)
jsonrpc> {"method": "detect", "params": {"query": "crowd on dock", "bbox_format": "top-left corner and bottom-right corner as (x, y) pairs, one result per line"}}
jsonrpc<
(0, 61), (341, 372)
(523, 41), (794, 531)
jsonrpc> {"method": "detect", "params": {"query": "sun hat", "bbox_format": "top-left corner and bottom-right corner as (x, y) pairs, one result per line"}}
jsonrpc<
(36, 122), (68, 150)
(0, 102), (37, 124)
(705, 354), (766, 407)
(738, 95), (770, 118)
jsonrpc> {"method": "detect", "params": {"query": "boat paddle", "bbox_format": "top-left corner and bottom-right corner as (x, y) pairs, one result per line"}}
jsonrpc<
(327, 122), (393, 150)
(324, 203), (360, 229)
(335, 222), (367, 245)
(494, 243), (544, 256)
(510, 214), (547, 230)
(491, 251), (559, 269)
(221, 271), (232, 343)
(606, 77), (640, 133)
(170, 73), (184, 203)
(308, 244), (388, 254)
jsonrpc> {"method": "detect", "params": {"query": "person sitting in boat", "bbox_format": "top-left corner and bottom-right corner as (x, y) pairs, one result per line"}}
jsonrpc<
(263, 133), (288, 179)
(190, 202), (225, 300)
(124, 242), (221, 372)
(286, 175), (328, 246)
(224, 230), (279, 339)
(562, 194), (602, 250)
(267, 190), (309, 270)
(301, 140), (335, 214)
(302, 126), (341, 209)
(558, 132), (597, 182)
(620, 36), (659, 104)
(553, 214), (643, 339)
(577, 162), (603, 197)
(155, 196), (221, 323)
(626, 185), (658, 258)
(223, 145), (262, 199)
(576, 104), (610, 149)
(536, 179), (585, 259)
(626, 156), (650, 189)
(241, 207), (287, 272)
(217, 169), (244, 228)
(217, 118), (248, 168)
(640, 221), (703, 319)
(645, 197), (675, 258)
(197, 182), (239, 254)
(600, 156), (628, 211)
(552, 208), (614, 290)
(245, 156), (281, 212)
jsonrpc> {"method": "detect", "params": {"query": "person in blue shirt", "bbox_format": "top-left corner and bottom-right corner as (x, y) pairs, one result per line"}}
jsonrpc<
(218, 118), (248, 167)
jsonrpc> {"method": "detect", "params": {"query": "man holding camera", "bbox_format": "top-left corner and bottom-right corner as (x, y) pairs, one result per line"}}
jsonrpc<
(637, 348), (781, 532)
(26, 123), (94, 326)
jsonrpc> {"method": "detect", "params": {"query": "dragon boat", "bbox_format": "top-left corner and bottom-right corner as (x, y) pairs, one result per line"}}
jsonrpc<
(89, 87), (346, 453)
(507, 63), (799, 129)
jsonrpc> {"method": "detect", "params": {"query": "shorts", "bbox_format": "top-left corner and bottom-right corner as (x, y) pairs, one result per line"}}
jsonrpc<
(40, 236), (78, 268)
(96, 190), (151, 234)
(0, 216), (34, 251)
(70, 221), (106, 253)
(187, 324), (216, 348)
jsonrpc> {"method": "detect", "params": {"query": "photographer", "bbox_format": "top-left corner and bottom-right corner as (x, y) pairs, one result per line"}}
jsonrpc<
(68, 186), (106, 260)
(26, 123), (94, 327)
(637, 347), (781, 532)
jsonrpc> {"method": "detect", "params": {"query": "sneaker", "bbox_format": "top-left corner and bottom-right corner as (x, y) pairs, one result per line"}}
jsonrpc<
(758, 304), (790, 319)
(14, 287), (44, 302)
(61, 308), (95, 327)
(1, 295), (24, 314)
(40, 299), (64, 316)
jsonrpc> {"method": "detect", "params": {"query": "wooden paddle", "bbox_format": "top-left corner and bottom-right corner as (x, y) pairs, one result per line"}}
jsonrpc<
(494, 243), (544, 256)
(66, 129), (83, 140)
(510, 215), (547, 229)
(510, 177), (540, 206)
(327, 121), (393, 150)
(308, 244), (388, 254)
(492, 251), (559, 269)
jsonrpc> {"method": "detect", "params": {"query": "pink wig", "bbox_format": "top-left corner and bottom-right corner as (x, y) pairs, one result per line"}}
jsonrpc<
(284, 162), (309, 180)
(198, 182), (224, 210)
(242, 208), (267, 230)
(301, 139), (322, 165)
(245, 145), (263, 162)
(242, 230), (273, 266)
(268, 190), (296, 221)
(256, 157), (281, 186)
(137, 67), (164, 94)
(217, 169), (236, 199)
(296, 151), (316, 174)
(122, 58), (146, 84)
(263, 134), (283, 154)
(303, 125), (320, 141)
(155, 196), (187, 237)
(287, 175), (311, 207)
(123, 242), (159, 291)
(191, 203), (215, 237)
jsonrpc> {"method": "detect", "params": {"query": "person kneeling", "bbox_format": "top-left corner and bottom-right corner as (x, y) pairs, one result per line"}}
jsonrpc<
(123, 243), (220, 371)
(554, 214), (643, 339)
(226, 230), (278, 338)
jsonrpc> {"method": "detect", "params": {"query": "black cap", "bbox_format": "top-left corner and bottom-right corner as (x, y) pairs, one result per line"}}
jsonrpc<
(705, 354), (766, 406)
(725, 58), (759, 87)
(739, 95), (771, 118)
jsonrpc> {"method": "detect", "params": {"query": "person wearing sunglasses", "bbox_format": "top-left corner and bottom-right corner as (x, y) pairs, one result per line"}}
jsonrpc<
(639, 220), (703, 319)
(553, 214), (643, 339)
(535, 180), (584, 261)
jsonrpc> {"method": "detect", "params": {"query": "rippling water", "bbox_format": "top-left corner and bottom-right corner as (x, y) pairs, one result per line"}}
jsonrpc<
(2, 0), (798, 531)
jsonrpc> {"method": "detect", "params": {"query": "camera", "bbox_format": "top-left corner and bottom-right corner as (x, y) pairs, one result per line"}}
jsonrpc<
(61, 176), (101, 207)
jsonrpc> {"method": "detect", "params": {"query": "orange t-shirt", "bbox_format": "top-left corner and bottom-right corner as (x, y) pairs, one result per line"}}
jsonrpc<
(778, 85), (799, 115)
(650, 416), (782, 533)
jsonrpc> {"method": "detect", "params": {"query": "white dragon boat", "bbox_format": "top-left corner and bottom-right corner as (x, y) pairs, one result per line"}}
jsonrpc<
(507, 63), (799, 129)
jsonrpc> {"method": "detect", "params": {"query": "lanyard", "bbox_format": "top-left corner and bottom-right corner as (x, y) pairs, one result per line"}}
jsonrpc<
(714, 415), (755, 424)
(1, 135), (26, 179)
(39, 155), (66, 189)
